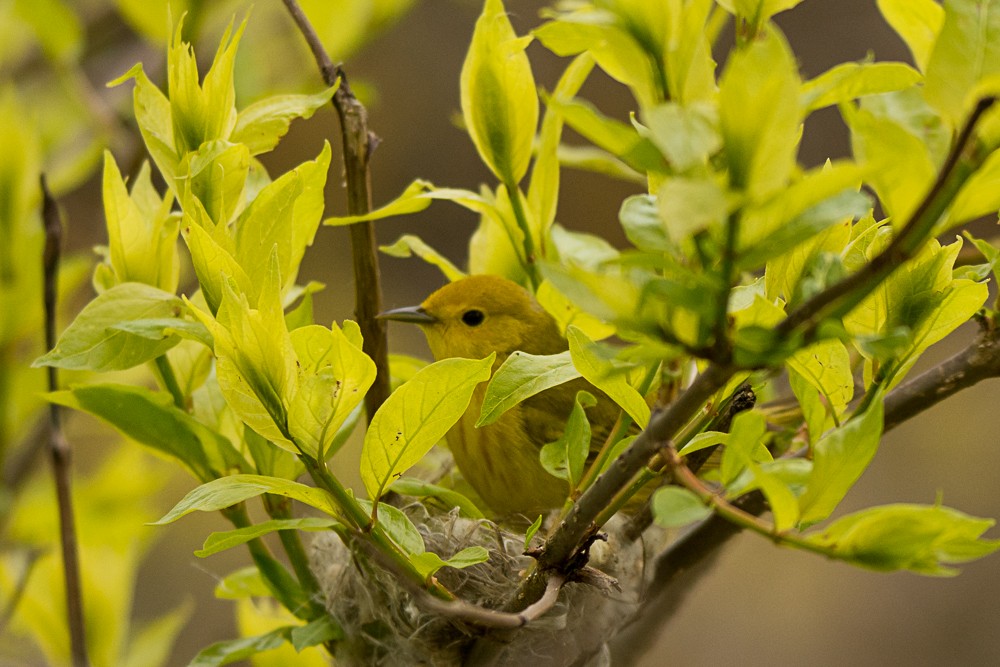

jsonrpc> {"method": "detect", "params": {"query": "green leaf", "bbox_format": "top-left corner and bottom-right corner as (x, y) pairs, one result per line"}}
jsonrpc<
(567, 326), (649, 428)
(877, 0), (944, 72)
(715, 0), (804, 23)
(798, 399), (884, 526)
(324, 179), (434, 225)
(101, 153), (180, 291)
(651, 486), (712, 528)
(195, 518), (339, 557)
(214, 567), (271, 600)
(110, 63), (179, 183)
(380, 234), (466, 281)
(642, 101), (721, 173)
(720, 410), (770, 486)
(551, 98), (666, 174)
(539, 390), (596, 487)
(844, 105), (933, 226)
(524, 515), (543, 551)
(232, 86), (339, 155)
(290, 615), (343, 652)
(410, 546), (490, 579)
(356, 500), (426, 555)
(110, 318), (212, 349)
(619, 194), (672, 252)
(390, 478), (485, 519)
(749, 462), (800, 532)
(801, 61), (922, 111)
(460, 0), (538, 184)
(47, 383), (242, 482)
(154, 474), (339, 525)
(677, 431), (728, 457)
(288, 322), (377, 459)
(13, 0), (82, 63)
(179, 140), (250, 226)
(923, 0), (1000, 128)
(189, 628), (292, 667)
(657, 176), (730, 243)
(361, 354), (495, 501)
(785, 339), (854, 420)
(34, 283), (184, 371)
(529, 54), (595, 238)
(719, 28), (800, 198)
(950, 147), (1000, 225)
(477, 350), (580, 427)
(807, 503), (1000, 575)
(536, 279), (616, 341)
(188, 255), (299, 451)
(235, 142), (331, 296)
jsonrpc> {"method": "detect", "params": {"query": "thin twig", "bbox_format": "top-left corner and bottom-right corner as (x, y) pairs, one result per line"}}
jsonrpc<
(41, 177), (89, 667)
(0, 547), (44, 635)
(281, 0), (391, 421)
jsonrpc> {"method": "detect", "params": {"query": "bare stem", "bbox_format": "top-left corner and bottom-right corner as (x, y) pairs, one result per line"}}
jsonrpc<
(41, 177), (89, 667)
(281, 0), (391, 422)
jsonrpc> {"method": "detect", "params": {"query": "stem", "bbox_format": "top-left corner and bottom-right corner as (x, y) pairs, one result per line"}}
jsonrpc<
(281, 0), (391, 422)
(505, 184), (540, 289)
(264, 496), (328, 619)
(298, 452), (455, 601)
(153, 355), (185, 410)
(777, 97), (998, 340)
(221, 504), (310, 618)
(40, 178), (89, 667)
(713, 212), (740, 360)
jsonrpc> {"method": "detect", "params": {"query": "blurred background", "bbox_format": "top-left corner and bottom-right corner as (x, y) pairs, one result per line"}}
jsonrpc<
(5, 0), (1000, 664)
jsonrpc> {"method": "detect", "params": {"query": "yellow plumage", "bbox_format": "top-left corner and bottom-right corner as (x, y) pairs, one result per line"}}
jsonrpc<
(381, 275), (619, 517)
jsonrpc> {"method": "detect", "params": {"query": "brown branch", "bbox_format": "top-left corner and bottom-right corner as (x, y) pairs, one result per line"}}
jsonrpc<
(281, 0), (391, 421)
(507, 363), (735, 611)
(41, 177), (89, 667)
(883, 318), (1000, 432)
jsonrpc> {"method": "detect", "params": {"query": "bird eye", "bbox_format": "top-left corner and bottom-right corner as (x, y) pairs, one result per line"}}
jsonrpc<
(461, 309), (485, 326)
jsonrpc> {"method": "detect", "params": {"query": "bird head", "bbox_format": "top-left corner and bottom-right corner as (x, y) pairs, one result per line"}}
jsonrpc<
(379, 274), (566, 362)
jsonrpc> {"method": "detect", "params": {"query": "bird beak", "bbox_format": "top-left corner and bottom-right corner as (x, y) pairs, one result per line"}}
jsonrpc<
(377, 305), (438, 324)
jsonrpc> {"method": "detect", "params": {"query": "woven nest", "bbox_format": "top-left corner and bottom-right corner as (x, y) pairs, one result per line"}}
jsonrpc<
(309, 502), (653, 666)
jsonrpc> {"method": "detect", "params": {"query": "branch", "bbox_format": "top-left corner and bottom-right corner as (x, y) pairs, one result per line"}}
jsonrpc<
(883, 317), (1000, 432)
(777, 97), (997, 339)
(40, 177), (89, 667)
(509, 363), (735, 611)
(281, 0), (391, 422)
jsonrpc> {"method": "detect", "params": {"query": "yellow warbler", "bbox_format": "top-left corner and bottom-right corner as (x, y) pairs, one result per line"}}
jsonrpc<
(380, 274), (619, 517)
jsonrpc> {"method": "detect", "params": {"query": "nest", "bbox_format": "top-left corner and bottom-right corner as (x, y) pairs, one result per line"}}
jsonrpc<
(309, 503), (651, 666)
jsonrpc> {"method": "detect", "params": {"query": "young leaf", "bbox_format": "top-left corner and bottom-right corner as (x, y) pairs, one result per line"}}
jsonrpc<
(231, 85), (339, 155)
(477, 350), (580, 427)
(719, 28), (800, 199)
(807, 503), (1000, 575)
(720, 410), (769, 486)
(877, 0), (944, 72)
(288, 321), (377, 459)
(798, 399), (884, 526)
(550, 98), (666, 174)
(460, 0), (538, 184)
(361, 354), (495, 502)
(33, 283), (184, 371)
(643, 102), (721, 173)
(324, 179), (434, 225)
(380, 234), (466, 282)
(109, 63), (179, 183)
(179, 140), (250, 226)
(785, 339), (854, 420)
(651, 486), (712, 529)
(182, 215), (252, 316)
(801, 61), (922, 111)
(195, 518), (339, 558)
(567, 326), (649, 428)
(154, 474), (339, 525)
(539, 390), (597, 487)
(290, 616), (344, 652)
(410, 546), (490, 580)
(923, 0), (1000, 128)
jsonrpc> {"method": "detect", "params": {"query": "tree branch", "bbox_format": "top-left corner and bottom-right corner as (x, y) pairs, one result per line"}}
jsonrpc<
(41, 177), (89, 667)
(883, 317), (1000, 432)
(281, 0), (391, 422)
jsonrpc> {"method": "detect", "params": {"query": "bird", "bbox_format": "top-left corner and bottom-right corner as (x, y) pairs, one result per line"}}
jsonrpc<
(379, 274), (621, 518)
